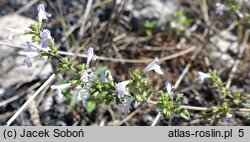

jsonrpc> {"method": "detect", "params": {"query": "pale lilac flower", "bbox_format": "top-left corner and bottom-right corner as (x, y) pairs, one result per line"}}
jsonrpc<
(26, 42), (41, 51)
(99, 72), (106, 82)
(86, 47), (97, 65)
(19, 42), (40, 67)
(39, 29), (52, 48)
(143, 57), (163, 74)
(23, 57), (32, 67)
(215, 3), (229, 16)
(222, 113), (233, 121)
(76, 86), (90, 107)
(119, 97), (134, 112)
(115, 80), (130, 98)
(197, 71), (210, 84)
(26, 42), (33, 50)
(37, 4), (51, 22)
(51, 83), (71, 98)
(165, 80), (174, 95)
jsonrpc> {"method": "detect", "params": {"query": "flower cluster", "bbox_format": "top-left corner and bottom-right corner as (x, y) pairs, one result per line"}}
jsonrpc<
(51, 47), (96, 107)
(8, 4), (54, 68)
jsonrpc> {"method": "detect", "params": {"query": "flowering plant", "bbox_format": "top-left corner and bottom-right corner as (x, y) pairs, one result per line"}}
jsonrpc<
(4, 3), (250, 126)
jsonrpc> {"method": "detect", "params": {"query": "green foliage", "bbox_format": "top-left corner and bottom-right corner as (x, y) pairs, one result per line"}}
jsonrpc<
(94, 66), (107, 76)
(156, 91), (189, 120)
(200, 70), (250, 122)
(89, 70), (116, 105)
(70, 92), (78, 106)
(25, 22), (42, 43)
(170, 10), (193, 35)
(129, 71), (153, 102)
(70, 73), (83, 87)
(179, 108), (190, 120)
(22, 5), (250, 124)
(209, 71), (232, 98)
(222, 0), (241, 12)
(144, 20), (156, 36)
(31, 35), (41, 42)
(26, 22), (42, 35)
(245, 114), (250, 120)
(55, 57), (73, 74)
(86, 100), (97, 113)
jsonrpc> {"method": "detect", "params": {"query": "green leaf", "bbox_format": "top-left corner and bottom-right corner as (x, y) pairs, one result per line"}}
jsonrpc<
(94, 66), (107, 76)
(77, 64), (84, 71)
(176, 10), (184, 16)
(32, 35), (41, 42)
(245, 114), (250, 120)
(37, 22), (42, 32)
(144, 21), (156, 29)
(175, 93), (183, 102)
(145, 30), (152, 36)
(70, 93), (78, 106)
(61, 57), (69, 64)
(179, 108), (190, 120)
(86, 100), (96, 113)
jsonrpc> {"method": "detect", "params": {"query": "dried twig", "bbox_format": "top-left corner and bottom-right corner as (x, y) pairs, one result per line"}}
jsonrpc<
(147, 100), (250, 112)
(79, 0), (94, 39)
(6, 74), (55, 126)
(0, 82), (40, 107)
(0, 42), (195, 63)
(13, 0), (39, 15)
(113, 104), (144, 126)
(226, 30), (249, 88)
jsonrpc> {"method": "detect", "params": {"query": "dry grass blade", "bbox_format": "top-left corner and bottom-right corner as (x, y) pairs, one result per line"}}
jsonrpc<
(6, 74), (55, 126)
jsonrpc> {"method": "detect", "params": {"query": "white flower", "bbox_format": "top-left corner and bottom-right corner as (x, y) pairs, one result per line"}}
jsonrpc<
(215, 3), (229, 16)
(115, 0), (122, 5)
(19, 42), (40, 67)
(40, 29), (52, 48)
(223, 113), (233, 121)
(86, 47), (97, 65)
(19, 51), (39, 58)
(51, 83), (71, 98)
(76, 86), (90, 107)
(115, 80), (130, 98)
(37, 4), (51, 22)
(197, 71), (210, 84)
(118, 97), (134, 112)
(89, 70), (96, 80)
(165, 80), (174, 95)
(4, 27), (17, 42)
(226, 113), (232, 119)
(143, 57), (163, 74)
(0, 88), (4, 95)
(106, 70), (113, 80)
